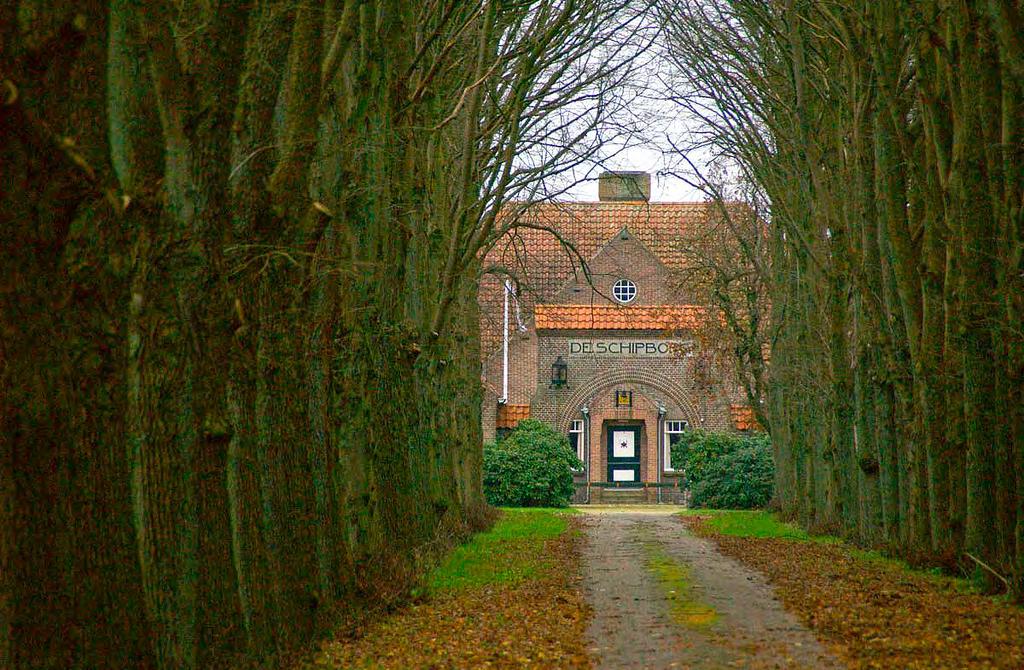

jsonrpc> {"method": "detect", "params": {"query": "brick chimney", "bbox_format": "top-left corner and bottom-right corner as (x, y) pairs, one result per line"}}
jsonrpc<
(598, 171), (651, 202)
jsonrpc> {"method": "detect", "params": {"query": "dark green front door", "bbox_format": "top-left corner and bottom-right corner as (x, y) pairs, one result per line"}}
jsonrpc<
(607, 425), (641, 486)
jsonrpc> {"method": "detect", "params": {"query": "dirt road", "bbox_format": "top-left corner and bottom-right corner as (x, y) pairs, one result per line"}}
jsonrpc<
(579, 507), (841, 669)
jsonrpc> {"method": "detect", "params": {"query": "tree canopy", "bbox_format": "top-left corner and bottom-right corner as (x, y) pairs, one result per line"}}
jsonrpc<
(0, 1), (650, 667)
(660, 0), (1024, 597)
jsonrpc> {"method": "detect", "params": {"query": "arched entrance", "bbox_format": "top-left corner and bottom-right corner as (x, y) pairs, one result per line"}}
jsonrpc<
(555, 367), (699, 434)
(554, 368), (697, 503)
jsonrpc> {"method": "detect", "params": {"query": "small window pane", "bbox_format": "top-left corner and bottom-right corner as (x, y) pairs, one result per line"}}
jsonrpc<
(612, 279), (637, 304)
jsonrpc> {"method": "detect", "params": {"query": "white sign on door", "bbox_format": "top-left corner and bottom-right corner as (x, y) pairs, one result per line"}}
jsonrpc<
(612, 469), (635, 482)
(612, 430), (635, 458)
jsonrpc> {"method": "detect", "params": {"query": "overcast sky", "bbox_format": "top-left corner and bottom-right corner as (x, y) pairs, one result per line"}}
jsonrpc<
(547, 54), (710, 203)
(523, 9), (717, 206)
(561, 147), (705, 202)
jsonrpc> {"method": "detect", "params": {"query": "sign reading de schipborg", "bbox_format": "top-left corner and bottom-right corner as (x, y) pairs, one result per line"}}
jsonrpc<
(566, 339), (691, 357)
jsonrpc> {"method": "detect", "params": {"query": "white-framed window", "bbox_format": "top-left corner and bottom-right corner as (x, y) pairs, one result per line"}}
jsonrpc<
(611, 278), (637, 304)
(664, 420), (687, 472)
(569, 419), (585, 468)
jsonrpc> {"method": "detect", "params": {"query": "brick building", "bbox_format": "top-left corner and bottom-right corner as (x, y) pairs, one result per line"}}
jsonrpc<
(478, 172), (755, 503)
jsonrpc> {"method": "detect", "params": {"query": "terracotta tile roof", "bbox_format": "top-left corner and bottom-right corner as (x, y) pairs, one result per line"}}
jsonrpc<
(534, 304), (706, 331)
(487, 202), (709, 294)
(496, 404), (530, 429)
(479, 201), (717, 354)
(730, 404), (760, 431)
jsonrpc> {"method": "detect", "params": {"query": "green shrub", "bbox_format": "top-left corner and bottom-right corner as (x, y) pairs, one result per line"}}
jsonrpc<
(483, 419), (583, 507)
(671, 430), (773, 509)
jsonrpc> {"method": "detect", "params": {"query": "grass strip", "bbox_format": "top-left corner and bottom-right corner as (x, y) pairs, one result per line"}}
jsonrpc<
(681, 509), (963, 580)
(426, 507), (569, 593)
(678, 509), (841, 543)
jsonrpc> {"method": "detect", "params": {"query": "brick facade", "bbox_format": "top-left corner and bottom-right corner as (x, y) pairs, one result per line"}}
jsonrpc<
(479, 175), (752, 501)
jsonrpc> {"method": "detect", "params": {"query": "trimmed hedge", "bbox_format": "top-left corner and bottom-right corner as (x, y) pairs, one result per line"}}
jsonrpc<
(671, 429), (773, 509)
(483, 419), (583, 507)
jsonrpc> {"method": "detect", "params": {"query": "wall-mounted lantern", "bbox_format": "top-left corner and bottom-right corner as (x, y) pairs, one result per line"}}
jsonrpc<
(550, 355), (568, 389)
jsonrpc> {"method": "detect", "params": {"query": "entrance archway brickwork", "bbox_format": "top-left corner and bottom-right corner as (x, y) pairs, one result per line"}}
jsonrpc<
(553, 367), (700, 434)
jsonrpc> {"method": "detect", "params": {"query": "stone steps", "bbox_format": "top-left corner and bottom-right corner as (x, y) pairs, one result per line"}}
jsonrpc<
(596, 488), (649, 504)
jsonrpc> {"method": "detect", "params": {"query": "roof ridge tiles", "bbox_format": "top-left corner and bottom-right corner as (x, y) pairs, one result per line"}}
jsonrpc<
(533, 304), (707, 331)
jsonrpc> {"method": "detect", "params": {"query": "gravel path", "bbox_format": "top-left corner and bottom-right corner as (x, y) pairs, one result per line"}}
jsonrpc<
(578, 507), (842, 669)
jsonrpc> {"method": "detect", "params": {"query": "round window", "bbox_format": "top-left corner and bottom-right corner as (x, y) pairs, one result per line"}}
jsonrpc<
(612, 279), (637, 304)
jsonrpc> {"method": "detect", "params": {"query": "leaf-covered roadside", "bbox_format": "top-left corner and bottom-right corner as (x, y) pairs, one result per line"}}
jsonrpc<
(302, 511), (591, 669)
(681, 515), (1024, 669)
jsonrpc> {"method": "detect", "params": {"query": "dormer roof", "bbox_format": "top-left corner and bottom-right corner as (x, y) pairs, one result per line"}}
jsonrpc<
(479, 201), (713, 355)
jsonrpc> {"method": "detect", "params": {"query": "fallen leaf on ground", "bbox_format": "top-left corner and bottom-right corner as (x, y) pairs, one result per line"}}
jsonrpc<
(680, 515), (1024, 670)
(303, 517), (592, 669)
